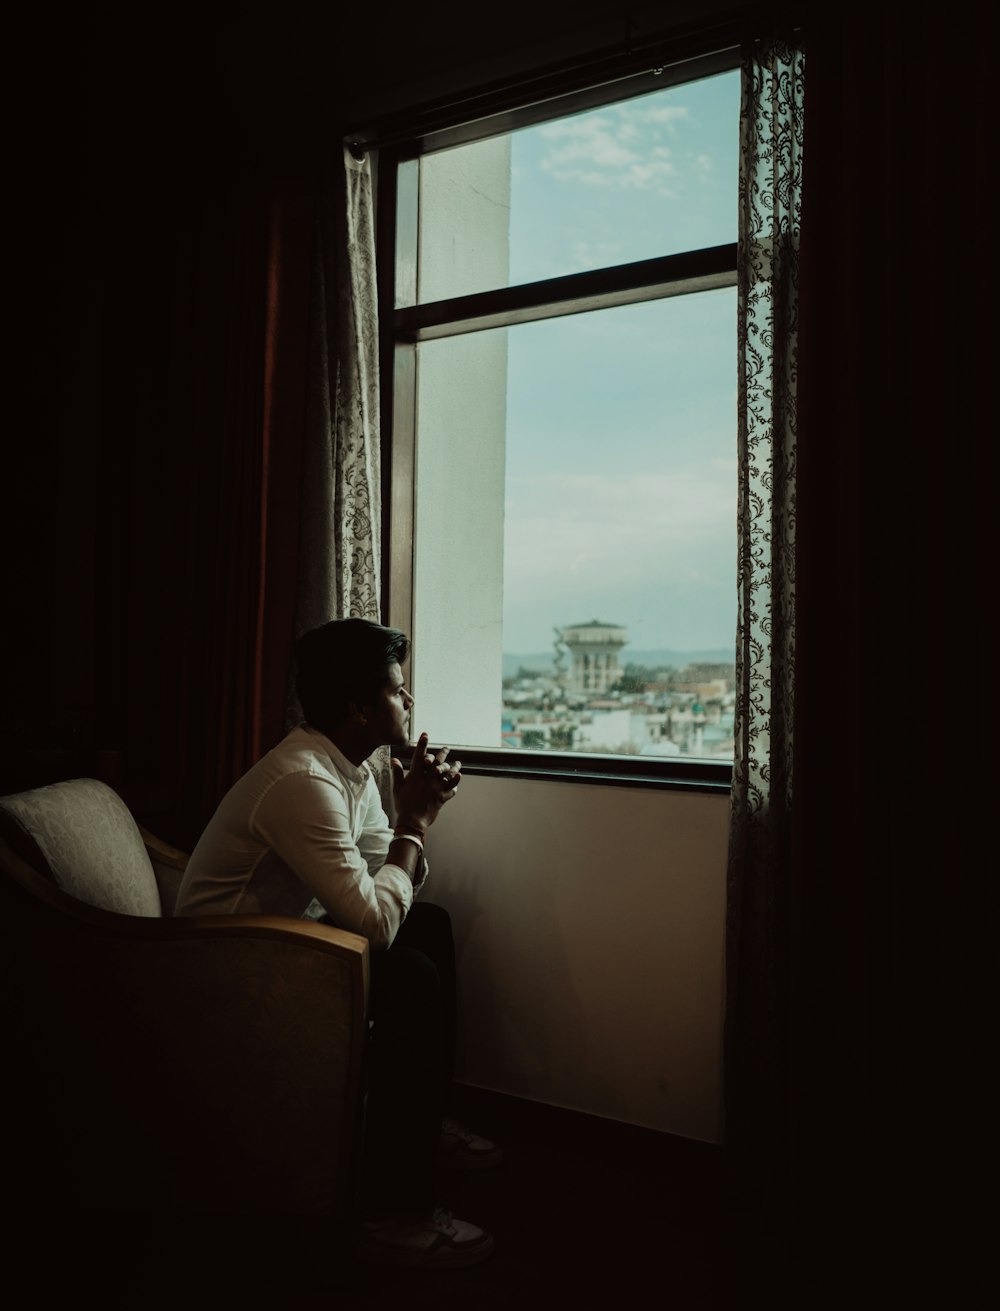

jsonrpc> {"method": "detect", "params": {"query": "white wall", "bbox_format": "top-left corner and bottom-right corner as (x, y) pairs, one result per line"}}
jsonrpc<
(412, 327), (508, 747)
(410, 136), (511, 747)
(424, 772), (729, 1144)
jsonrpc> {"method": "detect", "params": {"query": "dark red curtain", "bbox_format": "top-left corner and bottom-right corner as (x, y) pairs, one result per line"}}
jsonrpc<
(163, 175), (315, 848)
(78, 23), (326, 850)
(726, 1), (989, 1294)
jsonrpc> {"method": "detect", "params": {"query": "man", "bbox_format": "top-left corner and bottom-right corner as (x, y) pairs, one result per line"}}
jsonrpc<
(175, 618), (498, 1269)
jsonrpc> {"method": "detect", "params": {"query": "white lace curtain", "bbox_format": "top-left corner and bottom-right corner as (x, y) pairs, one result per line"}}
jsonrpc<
(293, 145), (382, 641)
(286, 146), (392, 796)
(724, 32), (805, 1199)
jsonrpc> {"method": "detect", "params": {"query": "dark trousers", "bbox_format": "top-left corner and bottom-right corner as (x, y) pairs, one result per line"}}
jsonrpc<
(360, 901), (457, 1213)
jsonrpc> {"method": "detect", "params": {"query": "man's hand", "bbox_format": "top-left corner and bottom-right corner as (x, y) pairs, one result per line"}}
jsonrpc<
(390, 731), (463, 836)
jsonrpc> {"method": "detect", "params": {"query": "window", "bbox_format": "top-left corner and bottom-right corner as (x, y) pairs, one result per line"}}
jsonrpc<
(382, 51), (739, 786)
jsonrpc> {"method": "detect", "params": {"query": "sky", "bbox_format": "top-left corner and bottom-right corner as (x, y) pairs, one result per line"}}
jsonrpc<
(500, 70), (740, 657)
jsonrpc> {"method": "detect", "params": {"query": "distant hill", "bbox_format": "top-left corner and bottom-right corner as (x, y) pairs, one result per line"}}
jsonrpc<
(503, 648), (735, 678)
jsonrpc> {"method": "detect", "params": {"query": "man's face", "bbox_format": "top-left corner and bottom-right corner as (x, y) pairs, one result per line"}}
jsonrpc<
(364, 661), (413, 750)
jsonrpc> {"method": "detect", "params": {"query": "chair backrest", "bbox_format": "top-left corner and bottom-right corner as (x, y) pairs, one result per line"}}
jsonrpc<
(0, 778), (161, 917)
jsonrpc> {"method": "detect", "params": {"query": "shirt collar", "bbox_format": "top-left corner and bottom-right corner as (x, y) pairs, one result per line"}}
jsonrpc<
(301, 724), (371, 788)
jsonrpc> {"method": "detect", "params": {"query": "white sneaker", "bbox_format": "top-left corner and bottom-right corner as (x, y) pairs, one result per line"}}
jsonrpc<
(358, 1205), (495, 1269)
(436, 1117), (504, 1170)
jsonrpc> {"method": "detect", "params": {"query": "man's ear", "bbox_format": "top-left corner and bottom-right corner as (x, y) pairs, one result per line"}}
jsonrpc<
(347, 698), (368, 726)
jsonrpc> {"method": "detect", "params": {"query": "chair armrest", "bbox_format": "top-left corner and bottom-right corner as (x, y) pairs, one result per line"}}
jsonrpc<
(138, 824), (189, 869)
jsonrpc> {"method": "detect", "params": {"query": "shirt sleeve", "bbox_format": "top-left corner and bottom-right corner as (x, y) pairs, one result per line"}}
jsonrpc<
(251, 771), (414, 949)
(356, 774), (430, 893)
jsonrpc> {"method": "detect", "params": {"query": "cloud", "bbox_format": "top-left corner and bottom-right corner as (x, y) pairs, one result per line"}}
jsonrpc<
(631, 104), (690, 129)
(504, 469), (734, 594)
(540, 117), (641, 171)
(694, 152), (715, 179)
(536, 104), (694, 194)
(569, 239), (625, 269)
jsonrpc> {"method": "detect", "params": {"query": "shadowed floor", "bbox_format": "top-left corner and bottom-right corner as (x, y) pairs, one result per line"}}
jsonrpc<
(30, 1087), (988, 1310)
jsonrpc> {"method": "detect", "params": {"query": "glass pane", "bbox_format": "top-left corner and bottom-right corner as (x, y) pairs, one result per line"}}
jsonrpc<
(410, 289), (736, 761)
(413, 69), (739, 306)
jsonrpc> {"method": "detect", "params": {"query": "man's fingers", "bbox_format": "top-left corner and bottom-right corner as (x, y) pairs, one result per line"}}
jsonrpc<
(411, 733), (429, 771)
(413, 740), (461, 787)
(421, 744), (452, 773)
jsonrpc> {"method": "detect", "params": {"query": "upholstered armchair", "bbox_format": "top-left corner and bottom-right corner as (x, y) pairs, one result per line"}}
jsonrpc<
(0, 777), (369, 1217)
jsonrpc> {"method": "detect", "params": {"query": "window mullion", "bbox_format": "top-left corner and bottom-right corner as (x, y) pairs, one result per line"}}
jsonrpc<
(394, 243), (737, 341)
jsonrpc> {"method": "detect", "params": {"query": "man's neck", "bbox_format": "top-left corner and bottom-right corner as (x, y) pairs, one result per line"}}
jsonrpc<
(308, 720), (371, 768)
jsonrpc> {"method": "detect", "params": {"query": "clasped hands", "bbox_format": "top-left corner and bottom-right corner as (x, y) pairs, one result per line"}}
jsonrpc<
(391, 731), (462, 836)
(411, 732), (462, 797)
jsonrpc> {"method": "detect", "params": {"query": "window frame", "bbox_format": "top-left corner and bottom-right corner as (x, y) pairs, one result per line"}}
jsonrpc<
(375, 46), (741, 795)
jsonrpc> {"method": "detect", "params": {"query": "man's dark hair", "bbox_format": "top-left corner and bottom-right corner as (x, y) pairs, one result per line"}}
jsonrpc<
(295, 618), (409, 730)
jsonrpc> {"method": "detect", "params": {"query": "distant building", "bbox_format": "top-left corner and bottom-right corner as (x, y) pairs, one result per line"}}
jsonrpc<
(556, 620), (628, 695)
(670, 677), (731, 699)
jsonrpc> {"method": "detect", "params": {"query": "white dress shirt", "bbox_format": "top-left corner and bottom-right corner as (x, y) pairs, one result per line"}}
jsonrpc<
(174, 724), (424, 948)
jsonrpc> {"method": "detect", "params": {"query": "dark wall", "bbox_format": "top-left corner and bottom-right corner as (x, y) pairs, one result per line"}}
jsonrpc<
(305, 0), (751, 125)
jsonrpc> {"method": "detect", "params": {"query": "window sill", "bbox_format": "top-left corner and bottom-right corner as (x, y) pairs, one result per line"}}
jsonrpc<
(435, 748), (732, 794)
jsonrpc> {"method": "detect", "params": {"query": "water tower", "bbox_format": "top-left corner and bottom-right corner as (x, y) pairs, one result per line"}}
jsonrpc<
(556, 620), (629, 695)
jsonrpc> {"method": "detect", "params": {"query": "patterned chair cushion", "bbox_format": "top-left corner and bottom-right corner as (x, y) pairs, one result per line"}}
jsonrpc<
(0, 778), (161, 917)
